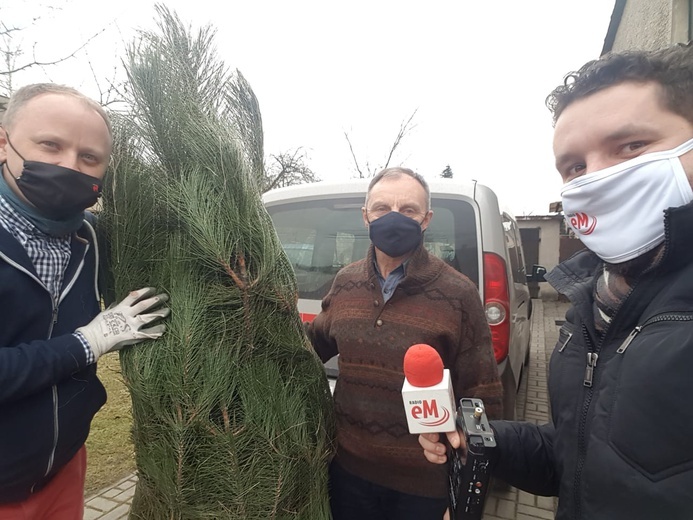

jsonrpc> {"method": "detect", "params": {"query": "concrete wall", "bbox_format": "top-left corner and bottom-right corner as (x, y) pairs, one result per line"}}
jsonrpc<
(517, 217), (562, 300)
(611, 0), (689, 52)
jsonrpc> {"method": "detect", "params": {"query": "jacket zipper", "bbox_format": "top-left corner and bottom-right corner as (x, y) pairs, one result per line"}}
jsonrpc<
(558, 331), (573, 352)
(43, 387), (60, 479)
(42, 306), (60, 480)
(616, 312), (693, 354)
(573, 323), (595, 519)
(41, 247), (88, 480)
(583, 351), (598, 387)
(573, 277), (639, 520)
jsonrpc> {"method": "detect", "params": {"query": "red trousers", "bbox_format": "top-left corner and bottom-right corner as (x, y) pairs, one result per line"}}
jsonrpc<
(0, 445), (86, 520)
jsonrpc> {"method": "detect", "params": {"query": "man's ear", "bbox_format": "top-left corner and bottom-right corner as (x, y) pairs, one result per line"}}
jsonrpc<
(421, 210), (434, 232)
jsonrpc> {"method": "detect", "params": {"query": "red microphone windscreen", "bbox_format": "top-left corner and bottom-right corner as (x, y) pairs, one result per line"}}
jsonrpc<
(403, 344), (444, 387)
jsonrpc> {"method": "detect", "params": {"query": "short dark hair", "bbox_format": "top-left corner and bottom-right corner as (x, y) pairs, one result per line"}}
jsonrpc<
(366, 167), (431, 211)
(546, 41), (693, 125)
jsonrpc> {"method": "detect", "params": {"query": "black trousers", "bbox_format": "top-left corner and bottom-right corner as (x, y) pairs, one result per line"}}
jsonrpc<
(329, 461), (448, 520)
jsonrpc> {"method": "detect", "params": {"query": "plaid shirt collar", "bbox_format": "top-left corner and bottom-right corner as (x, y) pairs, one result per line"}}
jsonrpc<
(0, 192), (48, 239)
(0, 192), (72, 286)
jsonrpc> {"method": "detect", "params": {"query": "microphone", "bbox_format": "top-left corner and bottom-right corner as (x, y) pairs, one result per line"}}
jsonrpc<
(402, 344), (496, 520)
(401, 344), (457, 434)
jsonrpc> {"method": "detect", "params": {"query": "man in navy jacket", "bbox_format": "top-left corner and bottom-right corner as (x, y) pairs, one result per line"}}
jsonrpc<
(420, 43), (693, 519)
(0, 83), (169, 519)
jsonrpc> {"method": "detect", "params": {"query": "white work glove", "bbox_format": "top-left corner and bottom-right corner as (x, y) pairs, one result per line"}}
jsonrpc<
(77, 287), (170, 361)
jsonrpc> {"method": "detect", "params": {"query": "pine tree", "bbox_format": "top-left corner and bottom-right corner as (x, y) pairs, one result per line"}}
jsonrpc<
(99, 6), (335, 518)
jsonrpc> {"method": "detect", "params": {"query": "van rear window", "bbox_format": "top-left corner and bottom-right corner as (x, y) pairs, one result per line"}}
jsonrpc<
(267, 196), (479, 300)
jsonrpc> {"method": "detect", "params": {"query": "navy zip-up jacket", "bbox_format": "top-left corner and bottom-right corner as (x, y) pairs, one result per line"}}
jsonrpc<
(489, 201), (693, 519)
(0, 216), (106, 502)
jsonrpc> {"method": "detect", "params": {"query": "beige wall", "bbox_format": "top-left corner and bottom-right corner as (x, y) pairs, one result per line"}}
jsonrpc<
(518, 217), (562, 300)
(611, 0), (689, 52)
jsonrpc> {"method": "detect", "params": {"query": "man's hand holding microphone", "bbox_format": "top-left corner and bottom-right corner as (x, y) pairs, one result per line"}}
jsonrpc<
(419, 429), (466, 465)
(76, 287), (170, 362)
(402, 344), (495, 520)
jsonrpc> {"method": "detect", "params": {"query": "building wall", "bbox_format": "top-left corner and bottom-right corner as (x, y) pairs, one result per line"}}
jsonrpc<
(517, 217), (562, 300)
(610, 0), (689, 52)
(0, 95), (8, 124)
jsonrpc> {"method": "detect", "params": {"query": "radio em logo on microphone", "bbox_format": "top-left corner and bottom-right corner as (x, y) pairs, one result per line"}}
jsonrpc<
(408, 399), (451, 427)
(402, 369), (457, 434)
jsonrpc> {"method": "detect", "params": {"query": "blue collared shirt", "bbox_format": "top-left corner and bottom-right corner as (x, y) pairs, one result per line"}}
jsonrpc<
(0, 194), (92, 361)
(374, 259), (407, 303)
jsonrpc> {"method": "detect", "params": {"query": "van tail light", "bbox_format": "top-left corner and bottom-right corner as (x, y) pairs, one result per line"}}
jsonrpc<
(483, 252), (510, 363)
(300, 312), (317, 323)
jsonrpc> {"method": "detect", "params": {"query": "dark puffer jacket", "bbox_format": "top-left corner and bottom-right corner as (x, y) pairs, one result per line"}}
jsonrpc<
(490, 201), (693, 520)
(0, 218), (106, 503)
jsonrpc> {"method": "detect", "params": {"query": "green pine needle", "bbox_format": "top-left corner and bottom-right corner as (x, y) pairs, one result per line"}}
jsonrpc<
(100, 5), (335, 519)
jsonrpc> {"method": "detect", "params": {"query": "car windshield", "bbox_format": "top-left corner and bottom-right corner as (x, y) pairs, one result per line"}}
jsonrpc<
(267, 196), (479, 300)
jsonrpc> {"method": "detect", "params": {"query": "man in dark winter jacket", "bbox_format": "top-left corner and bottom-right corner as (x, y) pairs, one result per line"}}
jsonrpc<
(420, 42), (693, 519)
(0, 83), (169, 519)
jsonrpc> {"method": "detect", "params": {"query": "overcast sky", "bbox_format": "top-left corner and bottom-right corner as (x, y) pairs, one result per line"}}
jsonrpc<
(6, 0), (616, 215)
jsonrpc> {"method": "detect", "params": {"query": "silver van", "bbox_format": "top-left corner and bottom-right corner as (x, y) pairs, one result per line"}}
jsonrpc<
(263, 178), (545, 419)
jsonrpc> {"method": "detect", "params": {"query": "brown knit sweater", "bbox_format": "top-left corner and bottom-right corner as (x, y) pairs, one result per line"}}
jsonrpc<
(307, 243), (503, 498)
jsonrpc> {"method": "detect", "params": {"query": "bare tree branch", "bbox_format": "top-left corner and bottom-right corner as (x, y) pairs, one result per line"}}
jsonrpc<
(85, 55), (126, 108)
(0, 25), (23, 38)
(343, 130), (366, 179)
(343, 109), (419, 178)
(383, 108), (417, 170)
(264, 147), (319, 192)
(0, 26), (108, 76)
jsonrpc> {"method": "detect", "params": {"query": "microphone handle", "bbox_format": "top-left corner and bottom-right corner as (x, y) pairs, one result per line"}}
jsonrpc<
(447, 398), (495, 520)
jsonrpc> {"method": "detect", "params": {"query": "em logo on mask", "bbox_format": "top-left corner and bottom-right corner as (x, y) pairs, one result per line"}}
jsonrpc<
(568, 212), (597, 236)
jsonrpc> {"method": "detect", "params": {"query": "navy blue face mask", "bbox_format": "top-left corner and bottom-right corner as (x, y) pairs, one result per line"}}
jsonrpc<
(368, 211), (424, 258)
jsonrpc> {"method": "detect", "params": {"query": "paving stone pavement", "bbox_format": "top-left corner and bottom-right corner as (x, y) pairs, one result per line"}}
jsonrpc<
(84, 298), (571, 520)
(479, 298), (569, 520)
(84, 473), (136, 520)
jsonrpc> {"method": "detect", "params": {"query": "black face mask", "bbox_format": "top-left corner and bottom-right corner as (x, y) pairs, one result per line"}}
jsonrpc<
(368, 211), (423, 258)
(4, 135), (102, 219)
(13, 161), (102, 219)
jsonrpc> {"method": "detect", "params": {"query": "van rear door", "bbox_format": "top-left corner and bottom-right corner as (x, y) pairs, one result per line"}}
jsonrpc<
(264, 187), (481, 379)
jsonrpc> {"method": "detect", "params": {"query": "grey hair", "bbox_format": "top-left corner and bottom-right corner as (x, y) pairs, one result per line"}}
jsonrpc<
(366, 167), (431, 211)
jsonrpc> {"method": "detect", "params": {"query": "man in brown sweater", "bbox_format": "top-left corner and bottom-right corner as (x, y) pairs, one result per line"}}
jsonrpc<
(306, 166), (503, 520)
